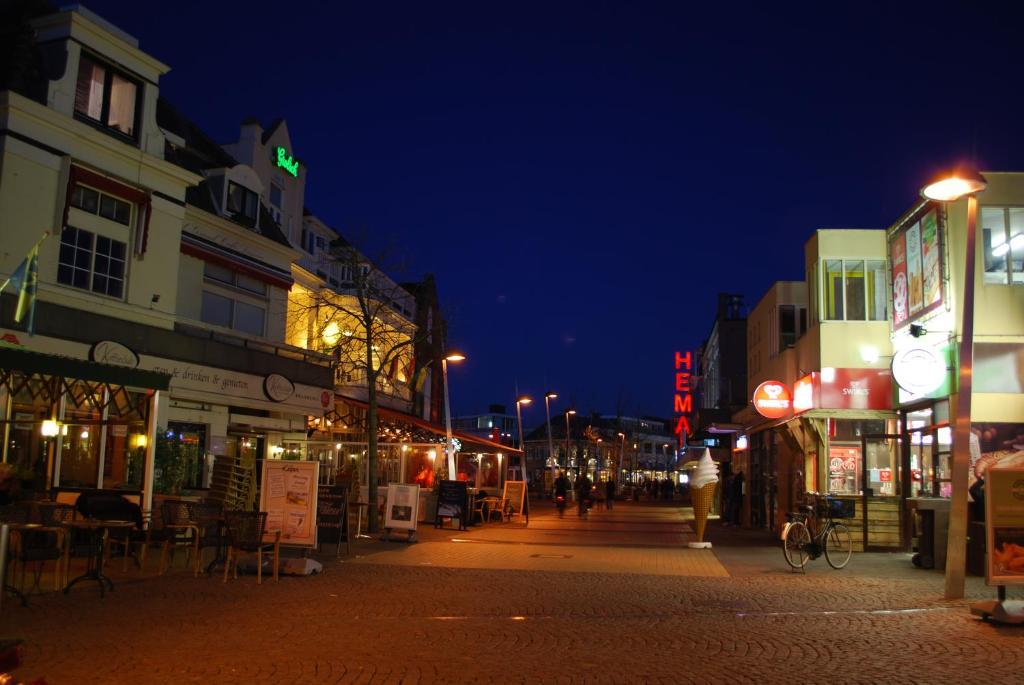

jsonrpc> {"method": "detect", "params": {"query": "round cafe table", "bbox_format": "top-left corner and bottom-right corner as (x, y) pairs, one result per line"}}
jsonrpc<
(62, 519), (134, 598)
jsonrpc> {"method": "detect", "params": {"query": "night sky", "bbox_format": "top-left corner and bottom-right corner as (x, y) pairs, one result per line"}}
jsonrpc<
(87, 1), (1024, 422)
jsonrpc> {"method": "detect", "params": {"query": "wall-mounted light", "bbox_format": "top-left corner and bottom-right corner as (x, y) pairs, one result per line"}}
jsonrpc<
(41, 420), (60, 437)
(910, 323), (927, 338)
(132, 434), (148, 449)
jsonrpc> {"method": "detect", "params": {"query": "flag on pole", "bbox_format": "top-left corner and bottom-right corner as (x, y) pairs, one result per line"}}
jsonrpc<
(1, 234), (46, 336)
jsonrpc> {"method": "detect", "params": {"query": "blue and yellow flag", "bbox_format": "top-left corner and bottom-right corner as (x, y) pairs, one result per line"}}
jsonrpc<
(1, 235), (46, 336)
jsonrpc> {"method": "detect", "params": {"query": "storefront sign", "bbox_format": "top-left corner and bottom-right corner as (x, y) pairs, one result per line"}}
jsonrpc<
(503, 480), (527, 518)
(673, 351), (693, 445)
(889, 205), (944, 330)
(316, 484), (348, 546)
(435, 480), (469, 528)
(985, 467), (1024, 586)
(275, 146), (299, 177)
(90, 340), (139, 368)
(892, 346), (946, 396)
(263, 373), (295, 402)
(752, 380), (791, 419)
(819, 368), (893, 410)
(259, 460), (320, 547)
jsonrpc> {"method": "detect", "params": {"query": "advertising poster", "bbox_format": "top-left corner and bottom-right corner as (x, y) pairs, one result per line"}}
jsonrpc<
(259, 460), (319, 547)
(985, 467), (1024, 586)
(905, 221), (923, 315)
(920, 209), (941, 308)
(316, 484), (348, 546)
(891, 233), (909, 327)
(828, 445), (860, 495)
(435, 480), (468, 528)
(384, 483), (420, 531)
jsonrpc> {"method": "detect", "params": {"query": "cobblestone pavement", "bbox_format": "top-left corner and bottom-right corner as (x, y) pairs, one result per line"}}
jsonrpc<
(3, 501), (1021, 684)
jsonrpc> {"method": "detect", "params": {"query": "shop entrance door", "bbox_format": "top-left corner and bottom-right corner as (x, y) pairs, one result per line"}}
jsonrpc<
(860, 434), (902, 550)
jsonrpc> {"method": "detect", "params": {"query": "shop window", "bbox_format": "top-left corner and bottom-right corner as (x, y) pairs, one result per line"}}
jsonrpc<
(57, 226), (126, 299)
(981, 206), (1024, 285)
(226, 181), (258, 227)
(822, 259), (887, 321)
(74, 53), (139, 140)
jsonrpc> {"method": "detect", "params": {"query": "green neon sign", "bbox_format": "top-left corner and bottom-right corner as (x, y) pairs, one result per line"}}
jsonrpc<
(276, 147), (299, 177)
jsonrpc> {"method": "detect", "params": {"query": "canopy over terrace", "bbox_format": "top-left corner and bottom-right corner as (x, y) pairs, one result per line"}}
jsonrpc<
(320, 395), (521, 491)
(0, 345), (172, 512)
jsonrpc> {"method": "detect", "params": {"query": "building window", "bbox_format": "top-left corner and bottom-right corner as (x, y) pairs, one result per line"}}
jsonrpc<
(200, 262), (267, 336)
(270, 183), (283, 208)
(71, 185), (132, 226)
(226, 182), (258, 227)
(981, 207), (1024, 285)
(74, 54), (138, 139)
(57, 226), (126, 298)
(822, 259), (887, 321)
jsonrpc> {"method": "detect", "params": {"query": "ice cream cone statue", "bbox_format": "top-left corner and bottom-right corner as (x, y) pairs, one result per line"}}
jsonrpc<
(688, 449), (719, 549)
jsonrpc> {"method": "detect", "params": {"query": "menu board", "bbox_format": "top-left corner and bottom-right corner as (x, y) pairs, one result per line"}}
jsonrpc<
(435, 480), (468, 528)
(259, 460), (319, 547)
(986, 467), (1024, 586)
(890, 206), (943, 329)
(503, 480), (527, 517)
(383, 483), (420, 531)
(316, 484), (348, 546)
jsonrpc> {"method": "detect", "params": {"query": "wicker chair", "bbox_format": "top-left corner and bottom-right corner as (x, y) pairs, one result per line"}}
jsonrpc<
(223, 511), (279, 584)
(160, 501), (198, 575)
(191, 503), (225, 577)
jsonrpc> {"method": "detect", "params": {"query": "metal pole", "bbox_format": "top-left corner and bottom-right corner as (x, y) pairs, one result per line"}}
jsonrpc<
(442, 358), (456, 481)
(565, 413), (571, 476)
(0, 524), (8, 612)
(544, 396), (555, 494)
(945, 194), (978, 600)
(516, 400), (526, 482)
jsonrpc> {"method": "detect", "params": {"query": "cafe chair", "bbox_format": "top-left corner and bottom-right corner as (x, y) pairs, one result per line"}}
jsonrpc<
(486, 497), (505, 523)
(223, 511), (279, 584)
(472, 496), (487, 525)
(1, 503), (66, 595)
(191, 502), (225, 577)
(160, 501), (198, 575)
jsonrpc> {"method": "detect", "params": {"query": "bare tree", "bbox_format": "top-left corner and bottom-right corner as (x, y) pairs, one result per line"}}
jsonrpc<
(288, 237), (431, 533)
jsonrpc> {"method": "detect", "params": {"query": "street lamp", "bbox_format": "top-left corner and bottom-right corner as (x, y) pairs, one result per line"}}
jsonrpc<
(921, 167), (987, 600)
(442, 351), (466, 481)
(564, 409), (576, 475)
(515, 395), (532, 482)
(617, 432), (626, 483)
(543, 391), (557, 492)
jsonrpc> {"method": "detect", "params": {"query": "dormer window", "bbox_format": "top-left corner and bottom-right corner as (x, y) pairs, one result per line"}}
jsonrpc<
(74, 54), (139, 140)
(226, 181), (258, 227)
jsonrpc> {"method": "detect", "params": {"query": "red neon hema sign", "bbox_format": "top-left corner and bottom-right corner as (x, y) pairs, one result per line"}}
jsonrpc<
(753, 380), (791, 419)
(673, 351), (693, 446)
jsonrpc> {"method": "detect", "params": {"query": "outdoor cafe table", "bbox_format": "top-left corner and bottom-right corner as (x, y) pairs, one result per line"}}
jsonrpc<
(62, 519), (133, 598)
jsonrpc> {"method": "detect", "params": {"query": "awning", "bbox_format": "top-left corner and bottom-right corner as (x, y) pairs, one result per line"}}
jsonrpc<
(0, 345), (172, 390)
(336, 395), (521, 454)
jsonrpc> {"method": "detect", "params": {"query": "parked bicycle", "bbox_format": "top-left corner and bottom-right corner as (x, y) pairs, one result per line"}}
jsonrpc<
(782, 493), (854, 570)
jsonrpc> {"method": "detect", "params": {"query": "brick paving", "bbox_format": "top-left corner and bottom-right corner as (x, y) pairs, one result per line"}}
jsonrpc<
(2, 500), (1021, 684)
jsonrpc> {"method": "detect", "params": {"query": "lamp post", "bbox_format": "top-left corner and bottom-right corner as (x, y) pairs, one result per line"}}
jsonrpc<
(564, 409), (576, 475)
(543, 391), (557, 492)
(515, 395), (532, 481)
(441, 351), (466, 481)
(617, 432), (626, 483)
(921, 168), (987, 600)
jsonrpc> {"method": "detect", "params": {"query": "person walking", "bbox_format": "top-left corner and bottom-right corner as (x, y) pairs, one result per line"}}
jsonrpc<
(576, 473), (592, 518)
(605, 478), (615, 511)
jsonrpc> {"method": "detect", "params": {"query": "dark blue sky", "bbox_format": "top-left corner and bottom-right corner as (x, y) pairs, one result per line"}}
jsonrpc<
(90, 0), (1024, 420)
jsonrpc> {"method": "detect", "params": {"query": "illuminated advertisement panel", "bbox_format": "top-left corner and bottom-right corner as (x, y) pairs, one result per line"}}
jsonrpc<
(888, 203), (944, 330)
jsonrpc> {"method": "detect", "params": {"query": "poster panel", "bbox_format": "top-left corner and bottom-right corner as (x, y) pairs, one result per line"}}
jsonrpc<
(906, 221), (923, 315)
(891, 232), (909, 327)
(316, 484), (348, 545)
(985, 467), (1024, 586)
(384, 483), (420, 531)
(259, 460), (319, 547)
(920, 209), (941, 309)
(502, 480), (527, 516)
(435, 480), (468, 527)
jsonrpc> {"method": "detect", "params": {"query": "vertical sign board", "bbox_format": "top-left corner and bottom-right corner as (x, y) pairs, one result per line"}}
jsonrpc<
(316, 484), (348, 547)
(986, 467), (1024, 585)
(383, 483), (420, 531)
(259, 460), (319, 547)
(889, 204), (944, 330)
(435, 480), (469, 529)
(503, 480), (527, 518)
(673, 351), (693, 447)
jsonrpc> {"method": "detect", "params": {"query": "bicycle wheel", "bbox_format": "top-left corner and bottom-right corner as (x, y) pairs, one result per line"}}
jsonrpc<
(783, 521), (811, 569)
(824, 522), (852, 569)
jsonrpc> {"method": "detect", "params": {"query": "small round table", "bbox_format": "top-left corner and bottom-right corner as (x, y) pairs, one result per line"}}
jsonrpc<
(62, 520), (134, 597)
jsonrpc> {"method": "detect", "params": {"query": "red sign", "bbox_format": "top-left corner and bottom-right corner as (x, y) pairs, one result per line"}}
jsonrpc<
(818, 368), (893, 410)
(891, 232), (908, 327)
(672, 351), (693, 446)
(752, 380), (791, 419)
(879, 469), (893, 483)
